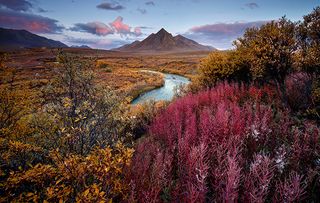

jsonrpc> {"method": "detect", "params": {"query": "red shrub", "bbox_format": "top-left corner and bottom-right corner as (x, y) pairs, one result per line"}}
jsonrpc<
(128, 82), (320, 202)
(185, 143), (208, 203)
(243, 154), (274, 202)
(274, 172), (307, 202)
(224, 151), (242, 202)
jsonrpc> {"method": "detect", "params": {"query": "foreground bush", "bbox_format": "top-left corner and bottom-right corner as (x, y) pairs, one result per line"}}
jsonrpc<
(1, 143), (133, 202)
(128, 83), (320, 202)
(37, 52), (132, 155)
(0, 53), (135, 202)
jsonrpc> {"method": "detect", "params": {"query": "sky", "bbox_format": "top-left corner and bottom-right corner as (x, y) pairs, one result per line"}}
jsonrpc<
(0, 0), (318, 50)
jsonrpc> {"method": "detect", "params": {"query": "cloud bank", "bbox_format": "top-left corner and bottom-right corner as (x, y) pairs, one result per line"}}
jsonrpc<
(185, 21), (268, 49)
(0, 8), (64, 33)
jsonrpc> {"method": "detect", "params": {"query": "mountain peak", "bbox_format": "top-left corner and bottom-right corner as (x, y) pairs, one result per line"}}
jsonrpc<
(158, 28), (168, 33)
(113, 28), (216, 52)
(156, 28), (171, 36)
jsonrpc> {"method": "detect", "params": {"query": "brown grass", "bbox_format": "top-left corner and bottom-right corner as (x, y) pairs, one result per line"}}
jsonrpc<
(1, 48), (209, 100)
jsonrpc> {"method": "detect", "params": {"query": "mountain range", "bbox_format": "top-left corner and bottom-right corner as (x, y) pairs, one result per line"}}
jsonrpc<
(114, 28), (215, 52)
(0, 27), (67, 51)
(0, 27), (215, 52)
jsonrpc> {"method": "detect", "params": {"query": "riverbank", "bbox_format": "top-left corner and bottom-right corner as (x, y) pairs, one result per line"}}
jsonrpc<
(131, 71), (190, 104)
(127, 70), (165, 103)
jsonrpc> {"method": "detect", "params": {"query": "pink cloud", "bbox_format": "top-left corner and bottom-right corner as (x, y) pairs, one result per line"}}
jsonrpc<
(110, 16), (130, 35)
(71, 16), (144, 37)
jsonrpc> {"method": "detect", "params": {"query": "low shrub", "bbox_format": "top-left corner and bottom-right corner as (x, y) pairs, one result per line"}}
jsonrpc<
(97, 60), (112, 72)
(128, 82), (320, 202)
(0, 53), (134, 202)
(1, 143), (133, 202)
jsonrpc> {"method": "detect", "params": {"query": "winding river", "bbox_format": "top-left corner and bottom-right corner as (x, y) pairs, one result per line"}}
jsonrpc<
(131, 71), (190, 104)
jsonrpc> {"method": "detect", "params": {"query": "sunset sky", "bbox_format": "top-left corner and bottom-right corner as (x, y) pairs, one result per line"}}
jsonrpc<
(0, 0), (318, 49)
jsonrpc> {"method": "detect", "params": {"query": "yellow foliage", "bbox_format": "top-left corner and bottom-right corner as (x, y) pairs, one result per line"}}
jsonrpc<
(76, 184), (108, 202)
(235, 18), (296, 82)
(1, 143), (134, 202)
(1, 140), (43, 161)
(196, 51), (248, 88)
(0, 53), (135, 202)
(6, 164), (56, 188)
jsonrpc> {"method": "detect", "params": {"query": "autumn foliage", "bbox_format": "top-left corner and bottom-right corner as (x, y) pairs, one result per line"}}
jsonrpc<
(196, 51), (249, 88)
(0, 7), (320, 203)
(2, 143), (133, 202)
(0, 53), (134, 202)
(128, 83), (320, 202)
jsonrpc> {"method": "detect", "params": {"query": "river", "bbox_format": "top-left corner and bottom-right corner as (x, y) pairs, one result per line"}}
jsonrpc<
(131, 71), (190, 104)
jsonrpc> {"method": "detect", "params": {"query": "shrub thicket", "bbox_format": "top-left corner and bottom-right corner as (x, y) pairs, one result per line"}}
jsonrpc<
(1, 143), (133, 202)
(195, 8), (320, 118)
(128, 83), (319, 202)
(196, 51), (250, 88)
(0, 53), (134, 202)
(197, 17), (296, 91)
(235, 17), (296, 85)
(37, 52), (132, 155)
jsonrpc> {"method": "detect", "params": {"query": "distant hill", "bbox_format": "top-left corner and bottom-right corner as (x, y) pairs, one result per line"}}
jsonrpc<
(71, 45), (91, 49)
(0, 27), (68, 51)
(113, 28), (215, 52)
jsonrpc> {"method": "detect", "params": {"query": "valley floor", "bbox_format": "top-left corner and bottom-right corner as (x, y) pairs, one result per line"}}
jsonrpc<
(2, 48), (209, 101)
